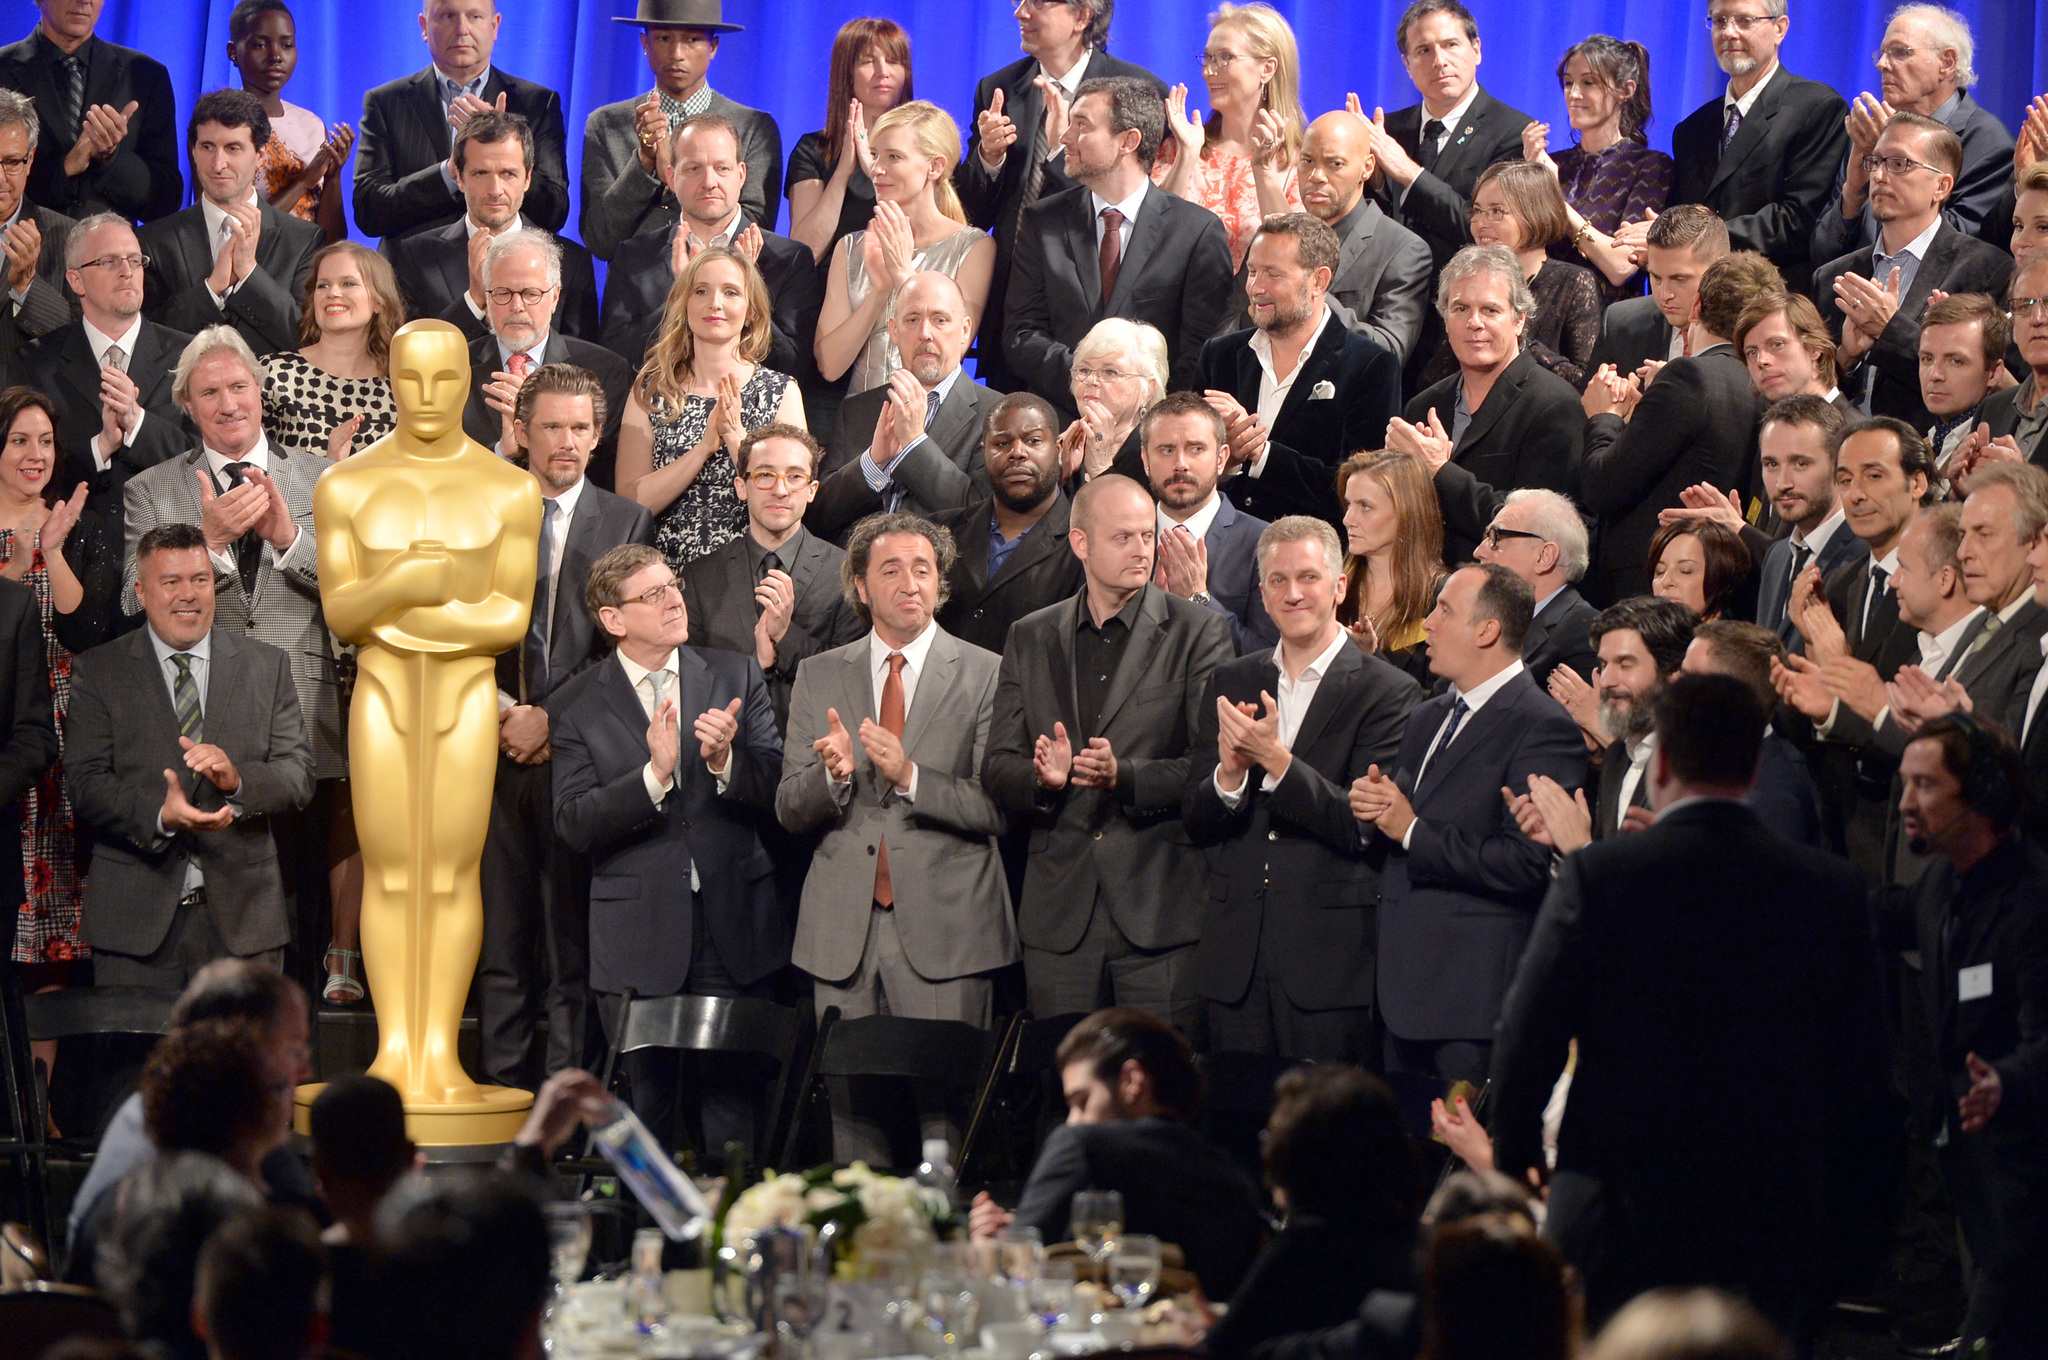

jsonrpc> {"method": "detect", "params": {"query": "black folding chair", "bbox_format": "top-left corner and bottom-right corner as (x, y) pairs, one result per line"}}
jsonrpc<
(962, 1011), (1086, 1189)
(779, 1008), (1006, 1175)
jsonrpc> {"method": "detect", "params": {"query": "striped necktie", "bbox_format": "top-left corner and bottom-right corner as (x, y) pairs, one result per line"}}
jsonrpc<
(171, 653), (202, 742)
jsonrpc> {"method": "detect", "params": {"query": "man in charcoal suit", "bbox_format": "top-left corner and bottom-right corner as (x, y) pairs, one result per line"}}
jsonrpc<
(0, 90), (77, 390)
(1472, 489), (1598, 688)
(1585, 206), (1730, 385)
(1297, 110), (1432, 365)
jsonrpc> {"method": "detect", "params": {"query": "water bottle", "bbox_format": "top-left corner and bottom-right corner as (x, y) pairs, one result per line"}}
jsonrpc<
(631, 1227), (670, 1331)
(915, 1138), (959, 1213)
(587, 1095), (716, 1241)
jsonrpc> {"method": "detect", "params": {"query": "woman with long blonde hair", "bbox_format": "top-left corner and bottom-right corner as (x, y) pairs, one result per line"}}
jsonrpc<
(1157, 3), (1306, 270)
(813, 100), (994, 394)
(1337, 450), (1445, 683)
(264, 241), (407, 463)
(618, 247), (806, 573)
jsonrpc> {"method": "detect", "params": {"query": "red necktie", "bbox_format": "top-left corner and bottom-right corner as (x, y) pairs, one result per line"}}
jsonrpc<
(1098, 207), (1123, 302)
(509, 351), (534, 378)
(873, 652), (906, 908)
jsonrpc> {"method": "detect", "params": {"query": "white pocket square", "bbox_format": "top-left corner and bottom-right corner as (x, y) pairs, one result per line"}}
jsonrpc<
(1308, 380), (1336, 400)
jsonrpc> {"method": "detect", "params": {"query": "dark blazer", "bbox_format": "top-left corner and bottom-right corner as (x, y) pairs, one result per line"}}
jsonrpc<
(2024, 685), (2048, 848)
(1491, 799), (1890, 1323)
(1208, 1217), (1417, 1360)
(680, 526), (865, 730)
(1323, 198), (1433, 365)
(66, 625), (315, 958)
(1407, 351), (1584, 565)
(138, 200), (324, 358)
(1583, 295), (1673, 385)
(1590, 738), (1653, 842)
(1810, 92), (2017, 260)
(1008, 1116), (1265, 1299)
(1179, 493), (1278, 656)
(1813, 221), (2014, 426)
(933, 492), (1082, 656)
(1004, 181), (1233, 412)
(1752, 732), (1824, 850)
(0, 579), (57, 919)
(579, 90), (783, 260)
(599, 219), (823, 376)
(1373, 88), (1534, 272)
(1197, 315), (1403, 526)
(984, 586), (1234, 955)
(1977, 382), (2041, 461)
(1581, 345), (1762, 603)
(1523, 585), (1598, 687)
(0, 32), (180, 223)
(0, 201), (76, 389)
(17, 317), (191, 505)
(1376, 667), (1588, 1043)
(811, 376), (1003, 543)
(461, 330), (634, 491)
(550, 645), (787, 993)
(1184, 644), (1419, 1011)
(384, 216), (601, 345)
(496, 483), (656, 707)
(953, 49), (1165, 390)
(1669, 67), (1850, 291)
(354, 66), (570, 240)
(1814, 553), (1915, 875)
(1756, 521), (1868, 649)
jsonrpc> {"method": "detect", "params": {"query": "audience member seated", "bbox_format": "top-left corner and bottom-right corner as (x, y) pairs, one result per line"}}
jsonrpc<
(1066, 317), (1167, 486)
(1334, 449), (1443, 685)
(191, 1207), (329, 1360)
(353, 0), (568, 241)
(1683, 620), (1825, 848)
(372, 1172), (552, 1360)
(579, 1), (780, 262)
(1294, 111), (1431, 364)
(1388, 245), (1583, 565)
(784, 17), (909, 264)
(1736, 289), (1844, 409)
(966, 1008), (1266, 1298)
(383, 110), (599, 345)
(1581, 1288), (1794, 1360)
(260, 242), (404, 461)
(1976, 254), (2048, 463)
(96, 1152), (263, 1360)
(225, 0), (353, 243)
(1917, 292), (2009, 482)
(1418, 1214), (1580, 1360)
(1140, 391), (1277, 653)
(1648, 520), (1751, 622)
(1473, 488), (1597, 686)
(1586, 204), (1729, 383)
(308, 1074), (415, 1256)
(0, 89), (80, 388)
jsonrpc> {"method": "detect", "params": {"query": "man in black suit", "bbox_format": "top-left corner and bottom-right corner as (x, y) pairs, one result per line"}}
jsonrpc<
(1580, 251), (1775, 602)
(1746, 395), (1861, 646)
(954, 0), (1162, 392)
(138, 91), (321, 361)
(353, 0), (569, 241)
(1185, 516), (1419, 1060)
(383, 110), (599, 346)
(1004, 78), (1232, 414)
(985, 474), (1233, 1032)
(1198, 215), (1402, 529)
(1682, 621), (1825, 848)
(0, 90), (76, 389)
(1662, 0), (1848, 295)
(932, 393), (1081, 657)
(812, 273), (1001, 543)
(1350, 562), (1587, 1082)
(552, 542), (785, 1156)
(1585, 206), (1730, 385)
(1388, 246), (1582, 565)
(598, 113), (821, 375)
(1298, 111), (1432, 365)
(0, 0), (180, 223)
(1592, 598), (1696, 845)
(1917, 293), (2006, 478)
(1491, 674), (1889, 1333)
(0, 575), (56, 966)
(1815, 114), (2013, 427)
(1472, 488), (1597, 688)
(461, 229), (634, 490)
(1141, 391), (1275, 655)
(1892, 717), (2048, 1353)
(478, 365), (656, 1090)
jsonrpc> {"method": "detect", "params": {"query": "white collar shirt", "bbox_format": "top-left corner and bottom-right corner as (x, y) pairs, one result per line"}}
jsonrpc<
(684, 206), (745, 252)
(1917, 605), (1986, 678)
(1091, 180), (1149, 256)
(1421, 85), (1482, 152)
(1158, 490), (1224, 546)
(1215, 627), (1350, 802)
(84, 314), (146, 470)
(1040, 47), (1093, 98)
(846, 621), (939, 804)
(1246, 302), (1333, 471)
(1724, 60), (1781, 120)
(1616, 733), (1657, 832)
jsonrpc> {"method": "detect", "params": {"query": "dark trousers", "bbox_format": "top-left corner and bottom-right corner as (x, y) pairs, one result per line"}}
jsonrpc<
(1941, 1131), (2048, 1350)
(1023, 893), (1203, 1043)
(479, 754), (589, 1090)
(1207, 968), (1373, 1063)
(274, 779), (337, 996)
(1383, 1032), (1491, 1085)
(93, 890), (283, 990)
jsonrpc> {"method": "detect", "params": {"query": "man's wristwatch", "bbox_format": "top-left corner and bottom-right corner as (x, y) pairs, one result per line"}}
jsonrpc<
(1189, 592), (1211, 607)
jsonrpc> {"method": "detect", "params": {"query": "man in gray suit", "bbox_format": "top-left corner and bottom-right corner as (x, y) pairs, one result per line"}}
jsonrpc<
(580, 0), (781, 261)
(68, 522), (314, 988)
(777, 512), (1016, 1161)
(986, 475), (1233, 1032)
(0, 90), (77, 389)
(1297, 110), (1431, 365)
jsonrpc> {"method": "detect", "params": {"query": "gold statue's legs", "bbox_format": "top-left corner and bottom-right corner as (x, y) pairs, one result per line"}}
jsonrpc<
(352, 646), (501, 1105)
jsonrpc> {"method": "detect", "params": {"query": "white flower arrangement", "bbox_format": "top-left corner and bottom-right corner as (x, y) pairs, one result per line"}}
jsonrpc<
(722, 1163), (955, 1276)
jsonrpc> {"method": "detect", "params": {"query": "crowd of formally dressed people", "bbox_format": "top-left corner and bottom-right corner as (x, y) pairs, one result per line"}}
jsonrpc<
(0, 0), (2046, 1352)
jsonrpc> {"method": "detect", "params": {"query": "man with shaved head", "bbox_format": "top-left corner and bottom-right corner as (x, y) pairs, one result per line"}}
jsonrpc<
(985, 473), (1233, 1033)
(1296, 110), (1432, 364)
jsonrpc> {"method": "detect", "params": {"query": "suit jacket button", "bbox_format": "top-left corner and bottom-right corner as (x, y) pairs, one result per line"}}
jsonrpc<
(867, 845), (876, 856)
(1093, 831), (1103, 840)
(1267, 830), (1278, 841)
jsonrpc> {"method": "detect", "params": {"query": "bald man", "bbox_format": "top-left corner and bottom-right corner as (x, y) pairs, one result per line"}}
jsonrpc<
(1297, 111), (1433, 364)
(812, 272), (1005, 544)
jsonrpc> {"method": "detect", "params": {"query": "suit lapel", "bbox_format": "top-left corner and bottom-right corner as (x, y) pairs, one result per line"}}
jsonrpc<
(1049, 593), (1081, 739)
(1457, 356), (1524, 453)
(956, 508), (994, 592)
(434, 222), (471, 306)
(929, 381), (979, 464)
(1938, 610), (1994, 684)
(1289, 641), (1361, 758)
(899, 627), (958, 754)
(1334, 202), (1379, 284)
(1066, 194), (1104, 312)
(1416, 674), (1520, 801)
(1899, 225), (1961, 319)
(1707, 73), (1782, 195)
(991, 493), (1069, 591)
(1105, 185), (1167, 315)
(551, 490), (603, 656)
(1273, 316), (1343, 431)
(788, 531), (830, 612)
(1428, 90), (1498, 188)
(1095, 587), (1166, 735)
(409, 69), (450, 161)
(842, 639), (879, 731)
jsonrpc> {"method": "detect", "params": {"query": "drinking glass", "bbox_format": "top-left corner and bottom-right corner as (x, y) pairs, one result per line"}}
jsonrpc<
(998, 1225), (1044, 1287)
(919, 1243), (982, 1356)
(1029, 1261), (1078, 1328)
(775, 1266), (830, 1359)
(545, 1201), (593, 1294)
(1068, 1190), (1124, 1262)
(1106, 1235), (1161, 1311)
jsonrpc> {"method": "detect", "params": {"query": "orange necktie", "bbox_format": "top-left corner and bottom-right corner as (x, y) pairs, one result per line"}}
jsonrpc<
(873, 652), (907, 907)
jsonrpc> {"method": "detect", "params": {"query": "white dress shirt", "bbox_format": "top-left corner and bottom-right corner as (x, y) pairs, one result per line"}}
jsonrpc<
(1091, 180), (1149, 259)
(84, 314), (146, 469)
(831, 622), (940, 803)
(617, 648), (727, 895)
(1397, 84), (1482, 207)
(1246, 302), (1333, 478)
(1405, 658), (1525, 848)
(1614, 733), (1656, 833)
(1792, 507), (1848, 562)
(201, 434), (305, 573)
(1723, 60), (1781, 122)
(1157, 489), (1225, 546)
(684, 205), (746, 252)
(1215, 626), (1349, 803)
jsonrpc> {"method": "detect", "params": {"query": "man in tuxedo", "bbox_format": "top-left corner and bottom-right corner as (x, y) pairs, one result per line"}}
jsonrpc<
(954, 0), (1162, 393)
(0, 90), (77, 389)
(136, 91), (321, 363)
(1349, 562), (1587, 1082)
(1748, 395), (1861, 646)
(1473, 489), (1597, 688)
(552, 542), (784, 1156)
(1682, 621), (1825, 847)
(1184, 516), (1419, 1060)
(1140, 392), (1275, 655)
(1491, 674), (1889, 1333)
(598, 113), (821, 375)
(353, 0), (569, 241)
(1390, 246), (1582, 565)
(812, 273), (1000, 543)
(932, 393), (1081, 657)
(1815, 114), (2013, 427)
(1004, 78), (1232, 413)
(1198, 215), (1402, 528)
(0, 573), (56, 968)
(580, 0), (780, 261)
(1663, 0), (1847, 294)
(476, 365), (656, 1090)
(383, 110), (599, 346)
(1297, 111), (1432, 365)
(985, 474), (1232, 1033)
(1585, 206), (1729, 384)
(0, 0), (180, 223)
(461, 230), (634, 490)
(1919, 293), (2006, 480)
(68, 523), (315, 988)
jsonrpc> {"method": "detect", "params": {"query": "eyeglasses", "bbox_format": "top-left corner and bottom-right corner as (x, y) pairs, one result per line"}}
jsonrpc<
(1861, 153), (1943, 178)
(1199, 50), (1242, 74)
(0, 156), (28, 176)
(746, 468), (813, 490)
(1073, 364), (1137, 385)
(1705, 13), (1778, 33)
(1467, 205), (1516, 224)
(76, 253), (149, 275)
(485, 285), (557, 309)
(1873, 43), (1920, 64)
(2011, 297), (2048, 321)
(1483, 525), (1546, 549)
(622, 578), (682, 608)
(1010, 0), (1073, 12)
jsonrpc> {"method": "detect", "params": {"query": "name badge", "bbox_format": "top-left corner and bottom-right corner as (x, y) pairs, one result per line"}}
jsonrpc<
(1959, 963), (1993, 1002)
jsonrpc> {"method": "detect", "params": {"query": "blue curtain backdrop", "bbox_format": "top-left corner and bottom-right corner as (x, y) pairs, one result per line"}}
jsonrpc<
(6, 0), (2048, 243)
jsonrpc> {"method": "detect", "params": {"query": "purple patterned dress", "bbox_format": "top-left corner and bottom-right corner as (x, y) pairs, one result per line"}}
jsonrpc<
(2, 531), (82, 964)
(1549, 140), (1674, 304)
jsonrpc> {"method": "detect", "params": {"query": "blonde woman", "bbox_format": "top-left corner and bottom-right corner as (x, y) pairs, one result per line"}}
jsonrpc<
(1337, 450), (1445, 684)
(814, 100), (994, 394)
(263, 241), (408, 461)
(1062, 318), (1169, 482)
(1157, 3), (1305, 270)
(619, 247), (806, 573)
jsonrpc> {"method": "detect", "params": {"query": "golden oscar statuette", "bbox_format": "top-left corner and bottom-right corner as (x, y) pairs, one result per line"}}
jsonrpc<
(295, 319), (543, 1145)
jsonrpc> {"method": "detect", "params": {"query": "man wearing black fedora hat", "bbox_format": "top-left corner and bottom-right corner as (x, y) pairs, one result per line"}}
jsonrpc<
(581, 0), (782, 261)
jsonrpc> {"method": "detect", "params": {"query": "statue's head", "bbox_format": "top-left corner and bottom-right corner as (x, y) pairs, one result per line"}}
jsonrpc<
(389, 319), (473, 441)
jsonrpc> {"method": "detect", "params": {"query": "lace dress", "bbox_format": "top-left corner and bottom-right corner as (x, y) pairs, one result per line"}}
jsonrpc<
(2, 532), (81, 964)
(647, 366), (794, 571)
(1151, 140), (1303, 270)
(841, 225), (987, 395)
(263, 352), (398, 459)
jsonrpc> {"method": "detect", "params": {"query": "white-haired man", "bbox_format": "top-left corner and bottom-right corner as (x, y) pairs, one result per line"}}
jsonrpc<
(1474, 489), (1598, 686)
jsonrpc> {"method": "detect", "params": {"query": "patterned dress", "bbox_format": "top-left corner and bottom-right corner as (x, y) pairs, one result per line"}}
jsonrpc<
(3, 532), (81, 964)
(647, 366), (794, 572)
(257, 102), (331, 226)
(263, 352), (398, 459)
(841, 225), (988, 395)
(1151, 139), (1303, 270)
(1548, 140), (1674, 305)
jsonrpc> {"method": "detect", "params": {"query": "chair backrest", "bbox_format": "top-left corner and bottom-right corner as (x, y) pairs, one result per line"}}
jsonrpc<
(0, 1283), (124, 1360)
(1198, 1050), (1304, 1180)
(22, 987), (181, 1044)
(812, 1013), (997, 1083)
(620, 995), (804, 1064)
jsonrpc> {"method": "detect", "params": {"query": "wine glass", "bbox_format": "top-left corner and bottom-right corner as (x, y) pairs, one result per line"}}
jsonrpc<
(545, 1200), (593, 1295)
(1068, 1190), (1124, 1262)
(1107, 1234), (1161, 1311)
(998, 1225), (1044, 1287)
(775, 1265), (830, 1358)
(1029, 1261), (1078, 1328)
(920, 1243), (982, 1356)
